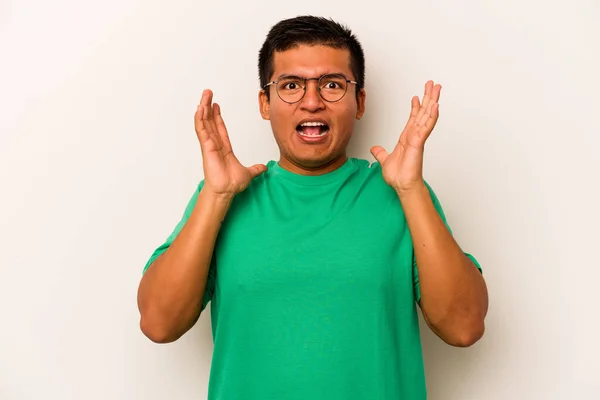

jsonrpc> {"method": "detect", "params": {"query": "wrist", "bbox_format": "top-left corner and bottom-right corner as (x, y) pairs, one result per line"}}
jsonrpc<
(198, 190), (234, 219)
(395, 181), (428, 201)
(200, 188), (235, 204)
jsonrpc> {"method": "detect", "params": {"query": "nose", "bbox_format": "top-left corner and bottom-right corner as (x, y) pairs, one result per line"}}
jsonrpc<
(299, 80), (325, 112)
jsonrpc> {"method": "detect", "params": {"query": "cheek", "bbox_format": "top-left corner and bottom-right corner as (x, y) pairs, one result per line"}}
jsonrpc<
(333, 104), (357, 129)
(269, 105), (294, 131)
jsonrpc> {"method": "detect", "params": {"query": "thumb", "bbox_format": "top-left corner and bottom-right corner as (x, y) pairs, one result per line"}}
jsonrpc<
(370, 146), (389, 164)
(248, 164), (268, 179)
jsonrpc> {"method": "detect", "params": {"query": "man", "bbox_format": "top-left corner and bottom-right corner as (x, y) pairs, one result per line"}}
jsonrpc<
(137, 15), (488, 400)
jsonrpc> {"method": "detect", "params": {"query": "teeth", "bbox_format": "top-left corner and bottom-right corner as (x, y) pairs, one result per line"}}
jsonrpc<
(299, 130), (328, 137)
(300, 121), (326, 127)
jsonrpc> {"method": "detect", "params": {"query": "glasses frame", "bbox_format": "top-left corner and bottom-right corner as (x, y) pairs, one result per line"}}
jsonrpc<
(263, 73), (359, 104)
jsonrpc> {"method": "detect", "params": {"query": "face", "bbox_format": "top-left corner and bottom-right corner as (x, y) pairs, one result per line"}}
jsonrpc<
(259, 45), (366, 175)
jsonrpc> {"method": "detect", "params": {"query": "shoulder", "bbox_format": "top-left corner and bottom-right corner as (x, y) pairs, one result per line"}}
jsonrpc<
(348, 157), (380, 171)
(347, 157), (387, 186)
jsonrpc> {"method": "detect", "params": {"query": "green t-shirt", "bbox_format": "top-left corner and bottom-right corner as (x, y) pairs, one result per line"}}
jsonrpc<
(143, 157), (481, 400)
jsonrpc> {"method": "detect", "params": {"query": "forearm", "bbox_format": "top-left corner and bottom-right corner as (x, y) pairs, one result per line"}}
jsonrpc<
(399, 183), (488, 347)
(137, 190), (232, 343)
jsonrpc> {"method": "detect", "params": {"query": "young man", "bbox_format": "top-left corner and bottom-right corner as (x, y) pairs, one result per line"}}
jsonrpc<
(137, 15), (488, 400)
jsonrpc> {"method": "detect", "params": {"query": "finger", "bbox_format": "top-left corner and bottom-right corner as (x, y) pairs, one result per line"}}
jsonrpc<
(370, 145), (389, 164)
(196, 90), (221, 141)
(417, 84), (441, 126)
(404, 96), (421, 128)
(416, 82), (442, 130)
(414, 103), (439, 143)
(422, 82), (441, 115)
(399, 96), (420, 145)
(418, 80), (434, 117)
(194, 102), (222, 152)
(200, 89), (214, 121)
(424, 80), (433, 99)
(194, 104), (210, 143)
(416, 99), (432, 127)
(248, 164), (268, 179)
(424, 103), (440, 133)
(194, 108), (218, 153)
(200, 89), (213, 108)
(213, 103), (233, 153)
(431, 83), (442, 104)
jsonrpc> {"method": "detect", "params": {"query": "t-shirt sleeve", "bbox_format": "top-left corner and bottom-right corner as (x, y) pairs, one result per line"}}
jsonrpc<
(412, 181), (482, 303)
(142, 180), (216, 311)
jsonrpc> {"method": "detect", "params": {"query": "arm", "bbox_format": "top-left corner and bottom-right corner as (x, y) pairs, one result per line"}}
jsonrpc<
(137, 89), (266, 343)
(399, 183), (488, 347)
(370, 80), (488, 347)
(137, 190), (232, 343)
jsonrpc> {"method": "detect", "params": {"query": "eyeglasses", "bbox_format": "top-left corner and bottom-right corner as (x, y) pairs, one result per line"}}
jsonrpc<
(263, 73), (359, 104)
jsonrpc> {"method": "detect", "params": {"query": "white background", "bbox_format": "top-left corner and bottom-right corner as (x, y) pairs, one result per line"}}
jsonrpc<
(1, 0), (598, 399)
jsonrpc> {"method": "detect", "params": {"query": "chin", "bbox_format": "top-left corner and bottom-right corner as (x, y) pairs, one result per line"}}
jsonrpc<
(287, 152), (344, 170)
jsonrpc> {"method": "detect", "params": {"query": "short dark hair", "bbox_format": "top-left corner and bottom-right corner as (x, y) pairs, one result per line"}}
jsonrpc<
(258, 15), (365, 100)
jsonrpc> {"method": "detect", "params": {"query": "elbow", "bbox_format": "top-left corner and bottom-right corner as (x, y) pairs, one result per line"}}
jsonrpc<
(140, 317), (179, 344)
(425, 307), (486, 347)
(139, 311), (181, 344)
(447, 320), (485, 347)
(137, 279), (183, 344)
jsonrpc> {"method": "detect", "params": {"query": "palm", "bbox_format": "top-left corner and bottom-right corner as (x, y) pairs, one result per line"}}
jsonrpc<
(194, 90), (266, 196)
(370, 80), (442, 193)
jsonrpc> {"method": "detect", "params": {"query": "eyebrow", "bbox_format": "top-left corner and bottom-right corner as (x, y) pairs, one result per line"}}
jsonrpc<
(275, 72), (347, 80)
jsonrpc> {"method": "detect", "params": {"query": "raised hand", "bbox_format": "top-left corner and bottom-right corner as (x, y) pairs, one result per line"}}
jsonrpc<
(194, 89), (267, 198)
(370, 80), (442, 195)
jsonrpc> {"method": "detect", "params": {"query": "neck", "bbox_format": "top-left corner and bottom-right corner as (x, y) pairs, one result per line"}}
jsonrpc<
(278, 155), (348, 176)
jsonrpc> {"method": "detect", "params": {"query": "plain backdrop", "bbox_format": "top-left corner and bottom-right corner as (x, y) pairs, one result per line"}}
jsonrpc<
(1, 0), (599, 399)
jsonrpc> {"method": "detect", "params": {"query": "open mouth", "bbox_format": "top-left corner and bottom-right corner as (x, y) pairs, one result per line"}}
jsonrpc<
(296, 121), (330, 137)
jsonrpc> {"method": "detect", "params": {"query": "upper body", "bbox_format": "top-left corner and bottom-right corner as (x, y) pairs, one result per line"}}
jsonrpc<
(144, 157), (481, 399)
(137, 15), (488, 400)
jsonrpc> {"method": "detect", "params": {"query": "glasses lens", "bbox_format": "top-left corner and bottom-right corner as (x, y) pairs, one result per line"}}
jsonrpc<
(277, 77), (305, 103)
(319, 74), (348, 102)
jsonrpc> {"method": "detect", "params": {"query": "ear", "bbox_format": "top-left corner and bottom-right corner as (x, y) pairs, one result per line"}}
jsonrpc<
(355, 88), (366, 120)
(259, 90), (270, 120)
